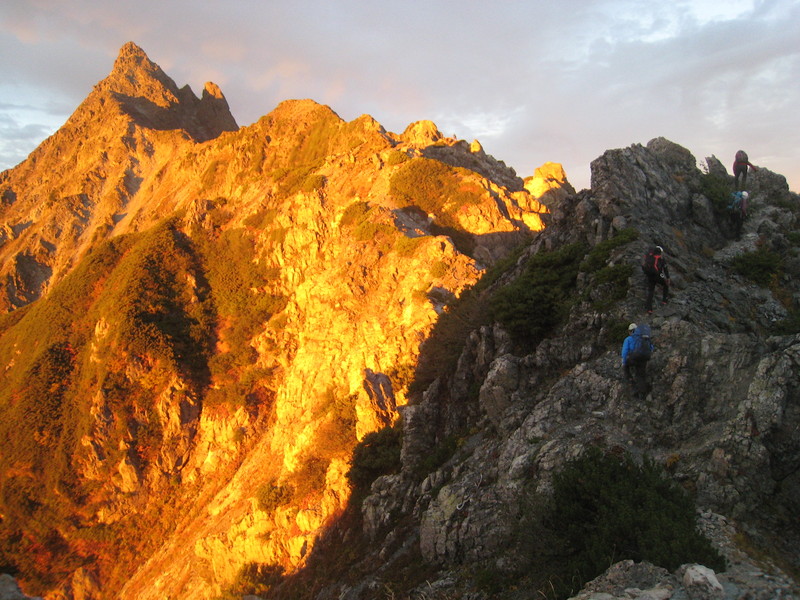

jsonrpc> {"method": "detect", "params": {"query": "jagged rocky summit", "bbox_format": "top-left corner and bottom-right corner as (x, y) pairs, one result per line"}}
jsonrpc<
(0, 41), (238, 311)
(0, 42), (798, 600)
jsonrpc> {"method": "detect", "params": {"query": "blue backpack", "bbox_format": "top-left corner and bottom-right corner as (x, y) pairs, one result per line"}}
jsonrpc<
(629, 324), (653, 361)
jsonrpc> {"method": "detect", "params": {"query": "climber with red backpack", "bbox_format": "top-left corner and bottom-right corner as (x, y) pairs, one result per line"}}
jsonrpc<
(641, 246), (670, 314)
(733, 150), (758, 191)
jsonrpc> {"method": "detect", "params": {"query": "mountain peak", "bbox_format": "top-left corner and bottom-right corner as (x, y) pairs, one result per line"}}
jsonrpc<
(202, 81), (225, 100)
(116, 40), (151, 64)
(76, 42), (238, 140)
(102, 41), (181, 107)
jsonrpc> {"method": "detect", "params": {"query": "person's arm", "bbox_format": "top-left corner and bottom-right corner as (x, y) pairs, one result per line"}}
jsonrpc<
(621, 338), (631, 365)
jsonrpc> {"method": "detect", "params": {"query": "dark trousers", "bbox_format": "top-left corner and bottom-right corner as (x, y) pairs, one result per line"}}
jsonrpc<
(731, 209), (744, 238)
(645, 275), (668, 311)
(625, 357), (650, 399)
(734, 164), (748, 191)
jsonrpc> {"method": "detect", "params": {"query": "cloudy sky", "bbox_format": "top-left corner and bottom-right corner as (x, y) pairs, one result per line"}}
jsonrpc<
(1, 0), (798, 192)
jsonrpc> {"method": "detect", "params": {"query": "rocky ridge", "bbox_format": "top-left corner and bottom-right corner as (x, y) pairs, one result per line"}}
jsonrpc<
(287, 139), (800, 600)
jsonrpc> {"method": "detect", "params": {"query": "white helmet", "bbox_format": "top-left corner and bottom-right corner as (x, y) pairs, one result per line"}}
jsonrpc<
(741, 191), (749, 200)
(628, 323), (637, 332)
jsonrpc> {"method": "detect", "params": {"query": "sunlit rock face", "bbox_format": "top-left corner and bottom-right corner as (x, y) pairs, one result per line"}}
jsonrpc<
(0, 43), (557, 599)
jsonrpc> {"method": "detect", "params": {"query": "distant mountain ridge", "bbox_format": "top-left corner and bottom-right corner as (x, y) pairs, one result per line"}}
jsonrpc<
(0, 43), (561, 599)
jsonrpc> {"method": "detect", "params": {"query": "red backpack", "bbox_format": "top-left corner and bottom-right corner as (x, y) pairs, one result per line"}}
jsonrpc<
(642, 249), (661, 276)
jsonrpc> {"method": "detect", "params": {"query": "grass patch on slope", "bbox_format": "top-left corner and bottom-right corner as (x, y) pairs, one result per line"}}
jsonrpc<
(390, 157), (484, 256)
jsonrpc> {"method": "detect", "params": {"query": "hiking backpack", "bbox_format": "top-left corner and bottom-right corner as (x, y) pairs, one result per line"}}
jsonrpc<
(641, 249), (661, 277)
(629, 324), (653, 361)
(728, 192), (749, 218)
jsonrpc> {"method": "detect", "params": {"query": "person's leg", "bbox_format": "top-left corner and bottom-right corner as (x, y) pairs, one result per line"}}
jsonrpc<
(638, 362), (651, 397)
(734, 165), (746, 191)
(631, 360), (648, 398)
(645, 277), (656, 312)
(659, 278), (669, 303)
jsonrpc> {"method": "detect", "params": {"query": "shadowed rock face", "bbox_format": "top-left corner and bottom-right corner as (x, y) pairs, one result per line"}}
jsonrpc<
(355, 140), (800, 599)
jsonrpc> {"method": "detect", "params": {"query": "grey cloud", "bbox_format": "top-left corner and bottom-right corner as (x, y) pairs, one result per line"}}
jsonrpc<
(0, 113), (56, 171)
(0, 0), (797, 190)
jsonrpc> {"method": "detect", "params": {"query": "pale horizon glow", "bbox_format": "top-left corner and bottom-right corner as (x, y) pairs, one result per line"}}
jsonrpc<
(0, 0), (798, 192)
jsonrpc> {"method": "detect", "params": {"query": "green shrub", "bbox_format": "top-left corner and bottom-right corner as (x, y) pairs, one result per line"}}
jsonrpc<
(94, 222), (215, 375)
(302, 174), (327, 193)
(393, 235), (425, 257)
(270, 163), (321, 196)
(698, 172), (732, 213)
(0, 223), (224, 592)
(354, 221), (395, 243)
(19, 342), (75, 444)
(197, 227), (286, 376)
(731, 248), (782, 286)
(346, 425), (402, 497)
(256, 480), (294, 512)
(429, 260), (448, 278)
(545, 447), (725, 598)
(603, 319), (634, 347)
(473, 566), (505, 595)
(390, 157), (483, 212)
(339, 201), (371, 228)
(489, 242), (585, 346)
(386, 150), (410, 166)
(313, 390), (358, 461)
(579, 228), (639, 273)
(590, 263), (634, 309)
(226, 562), (285, 597)
(244, 207), (280, 229)
(415, 434), (458, 478)
(773, 310), (800, 335)
(293, 456), (329, 500)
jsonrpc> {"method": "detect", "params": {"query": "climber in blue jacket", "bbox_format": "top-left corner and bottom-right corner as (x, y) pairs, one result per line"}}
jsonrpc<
(621, 323), (654, 400)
